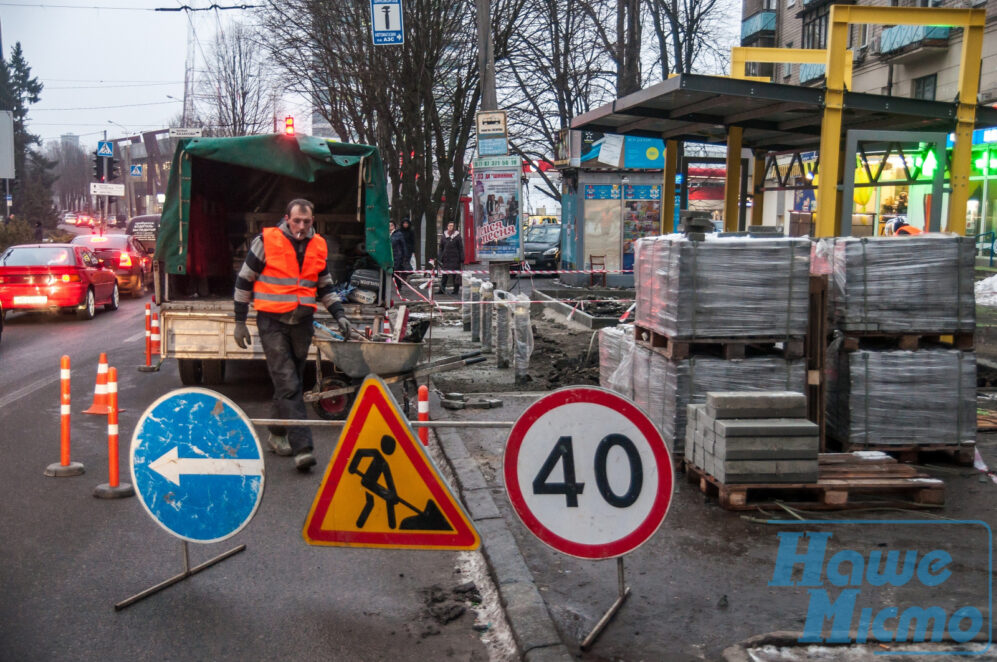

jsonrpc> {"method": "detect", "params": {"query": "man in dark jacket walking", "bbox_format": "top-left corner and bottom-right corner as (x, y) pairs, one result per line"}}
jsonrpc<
(437, 221), (463, 295)
(399, 217), (416, 268)
(390, 221), (408, 273)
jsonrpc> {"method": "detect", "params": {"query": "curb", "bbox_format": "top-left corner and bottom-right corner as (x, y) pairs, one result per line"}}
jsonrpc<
(432, 422), (573, 662)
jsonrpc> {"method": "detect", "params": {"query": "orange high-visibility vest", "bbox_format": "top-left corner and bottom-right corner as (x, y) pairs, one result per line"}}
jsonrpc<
(253, 227), (328, 313)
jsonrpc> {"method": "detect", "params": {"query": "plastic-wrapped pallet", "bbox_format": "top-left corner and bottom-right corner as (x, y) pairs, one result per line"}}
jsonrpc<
(827, 234), (975, 333)
(635, 234), (811, 339)
(599, 325), (635, 400)
(826, 338), (976, 446)
(655, 356), (807, 456)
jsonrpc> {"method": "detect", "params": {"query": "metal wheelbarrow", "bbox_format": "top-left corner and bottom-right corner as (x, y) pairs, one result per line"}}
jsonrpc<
(305, 327), (484, 420)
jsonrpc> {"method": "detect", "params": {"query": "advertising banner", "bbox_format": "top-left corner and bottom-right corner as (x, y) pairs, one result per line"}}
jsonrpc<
(472, 156), (523, 260)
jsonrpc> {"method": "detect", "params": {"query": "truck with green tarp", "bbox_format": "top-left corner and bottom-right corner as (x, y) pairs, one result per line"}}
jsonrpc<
(153, 133), (393, 386)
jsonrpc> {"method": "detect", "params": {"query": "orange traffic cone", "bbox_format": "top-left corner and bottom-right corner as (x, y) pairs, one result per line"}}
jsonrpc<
(84, 353), (125, 415)
(150, 313), (161, 357)
(83, 353), (111, 415)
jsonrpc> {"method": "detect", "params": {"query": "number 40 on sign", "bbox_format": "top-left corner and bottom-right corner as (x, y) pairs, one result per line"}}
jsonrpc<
(503, 386), (673, 560)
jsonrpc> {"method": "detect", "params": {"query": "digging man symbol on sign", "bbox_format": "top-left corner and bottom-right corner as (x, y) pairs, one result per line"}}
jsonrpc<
(348, 435), (452, 531)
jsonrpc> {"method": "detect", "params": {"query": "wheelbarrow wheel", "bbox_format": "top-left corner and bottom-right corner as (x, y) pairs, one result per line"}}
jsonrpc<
(312, 376), (356, 420)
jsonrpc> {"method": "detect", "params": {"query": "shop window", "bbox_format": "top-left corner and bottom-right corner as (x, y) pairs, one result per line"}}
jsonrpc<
(914, 74), (937, 101)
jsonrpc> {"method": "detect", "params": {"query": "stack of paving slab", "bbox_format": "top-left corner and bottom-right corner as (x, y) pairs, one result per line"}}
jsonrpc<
(598, 335), (806, 456)
(598, 325), (635, 401)
(634, 234), (811, 339)
(827, 235), (975, 334)
(822, 234), (977, 448)
(684, 391), (819, 484)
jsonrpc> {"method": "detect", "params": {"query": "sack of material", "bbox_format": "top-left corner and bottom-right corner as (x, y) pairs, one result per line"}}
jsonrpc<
(828, 235), (975, 334)
(634, 235), (811, 339)
(826, 339), (976, 446)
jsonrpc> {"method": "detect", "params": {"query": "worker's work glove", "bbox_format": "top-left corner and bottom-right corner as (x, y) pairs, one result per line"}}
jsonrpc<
(337, 316), (352, 337)
(233, 322), (252, 349)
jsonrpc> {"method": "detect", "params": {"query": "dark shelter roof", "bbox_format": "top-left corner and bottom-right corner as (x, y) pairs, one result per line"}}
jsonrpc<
(571, 73), (997, 151)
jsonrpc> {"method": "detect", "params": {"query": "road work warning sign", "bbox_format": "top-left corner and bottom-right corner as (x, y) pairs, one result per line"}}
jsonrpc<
(303, 376), (479, 550)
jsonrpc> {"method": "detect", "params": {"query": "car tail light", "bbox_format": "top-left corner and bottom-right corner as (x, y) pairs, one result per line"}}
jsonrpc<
(119, 251), (132, 268)
(47, 274), (81, 284)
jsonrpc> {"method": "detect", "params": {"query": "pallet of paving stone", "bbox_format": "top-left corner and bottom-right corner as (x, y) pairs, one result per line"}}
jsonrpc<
(633, 235), (811, 340)
(634, 324), (805, 360)
(839, 332), (974, 353)
(978, 411), (997, 432)
(683, 452), (945, 511)
(830, 439), (976, 467)
(827, 234), (975, 335)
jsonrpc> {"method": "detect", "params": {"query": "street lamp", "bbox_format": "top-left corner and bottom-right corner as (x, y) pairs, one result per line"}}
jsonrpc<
(107, 120), (131, 136)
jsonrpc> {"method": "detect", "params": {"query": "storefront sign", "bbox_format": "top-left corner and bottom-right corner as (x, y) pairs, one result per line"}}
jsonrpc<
(584, 184), (621, 200)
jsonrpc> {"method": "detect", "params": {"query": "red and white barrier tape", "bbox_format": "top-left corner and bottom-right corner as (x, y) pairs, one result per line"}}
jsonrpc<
(395, 268), (633, 276)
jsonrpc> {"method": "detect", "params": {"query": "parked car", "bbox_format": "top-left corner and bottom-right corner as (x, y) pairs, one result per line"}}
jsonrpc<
(0, 244), (119, 319)
(521, 223), (563, 271)
(61, 212), (77, 226)
(70, 233), (153, 297)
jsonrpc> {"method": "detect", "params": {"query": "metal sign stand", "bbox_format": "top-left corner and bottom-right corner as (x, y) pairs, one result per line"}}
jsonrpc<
(580, 557), (631, 651)
(115, 540), (246, 611)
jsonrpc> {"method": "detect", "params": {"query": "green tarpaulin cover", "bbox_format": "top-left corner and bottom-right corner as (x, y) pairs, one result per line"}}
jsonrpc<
(156, 134), (391, 274)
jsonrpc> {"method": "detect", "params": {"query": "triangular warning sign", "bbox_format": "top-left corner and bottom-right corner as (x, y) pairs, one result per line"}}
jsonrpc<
(303, 375), (480, 550)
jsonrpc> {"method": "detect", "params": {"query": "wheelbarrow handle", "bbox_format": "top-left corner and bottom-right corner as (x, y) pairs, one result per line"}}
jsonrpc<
(463, 356), (487, 366)
(459, 350), (483, 360)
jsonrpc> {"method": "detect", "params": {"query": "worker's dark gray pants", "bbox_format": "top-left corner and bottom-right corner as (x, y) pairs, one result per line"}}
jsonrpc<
(257, 314), (313, 455)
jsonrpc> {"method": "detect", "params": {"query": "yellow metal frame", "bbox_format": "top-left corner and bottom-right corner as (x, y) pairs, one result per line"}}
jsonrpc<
(817, 6), (985, 237)
(727, 47), (852, 230)
(731, 46), (854, 88)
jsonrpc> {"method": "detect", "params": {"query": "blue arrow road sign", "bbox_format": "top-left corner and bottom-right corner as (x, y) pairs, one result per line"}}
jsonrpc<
(97, 141), (114, 157)
(130, 388), (265, 544)
(130, 164), (142, 177)
(371, 0), (403, 45)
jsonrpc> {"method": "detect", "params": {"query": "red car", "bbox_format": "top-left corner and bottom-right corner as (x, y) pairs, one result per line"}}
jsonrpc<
(71, 233), (153, 297)
(0, 244), (119, 320)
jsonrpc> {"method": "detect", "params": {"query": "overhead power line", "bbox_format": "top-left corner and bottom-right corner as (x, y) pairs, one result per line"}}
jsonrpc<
(32, 100), (182, 111)
(0, 2), (257, 9)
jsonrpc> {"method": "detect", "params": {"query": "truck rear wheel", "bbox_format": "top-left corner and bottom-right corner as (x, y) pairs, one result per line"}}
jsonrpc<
(178, 358), (203, 385)
(201, 359), (226, 385)
(312, 376), (355, 420)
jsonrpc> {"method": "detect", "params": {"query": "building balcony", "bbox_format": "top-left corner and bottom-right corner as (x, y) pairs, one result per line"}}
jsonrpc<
(741, 11), (776, 43)
(799, 62), (825, 84)
(879, 25), (949, 62)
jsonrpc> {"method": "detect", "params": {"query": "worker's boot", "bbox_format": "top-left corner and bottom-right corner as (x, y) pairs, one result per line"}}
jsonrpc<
(266, 433), (292, 456)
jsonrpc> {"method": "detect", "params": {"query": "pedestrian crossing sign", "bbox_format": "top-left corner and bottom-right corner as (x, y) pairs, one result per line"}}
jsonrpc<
(97, 141), (113, 157)
(303, 375), (480, 550)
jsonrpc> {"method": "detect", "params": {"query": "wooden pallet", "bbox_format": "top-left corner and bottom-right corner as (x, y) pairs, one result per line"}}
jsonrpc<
(831, 440), (976, 466)
(978, 411), (997, 432)
(634, 324), (805, 360)
(684, 452), (945, 511)
(840, 331), (974, 352)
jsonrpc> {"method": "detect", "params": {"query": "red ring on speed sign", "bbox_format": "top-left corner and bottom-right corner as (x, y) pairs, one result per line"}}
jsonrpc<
(503, 386), (673, 559)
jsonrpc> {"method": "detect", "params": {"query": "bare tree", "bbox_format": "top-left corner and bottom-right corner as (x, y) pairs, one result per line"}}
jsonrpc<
(198, 22), (278, 136)
(645, 0), (735, 77)
(258, 0), (524, 261)
(44, 140), (89, 212)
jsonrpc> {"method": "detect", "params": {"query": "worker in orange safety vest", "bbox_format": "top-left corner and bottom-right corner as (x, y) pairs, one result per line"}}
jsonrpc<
(232, 198), (351, 472)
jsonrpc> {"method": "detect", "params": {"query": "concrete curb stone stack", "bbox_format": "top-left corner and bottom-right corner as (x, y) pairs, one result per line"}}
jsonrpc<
(685, 391), (819, 484)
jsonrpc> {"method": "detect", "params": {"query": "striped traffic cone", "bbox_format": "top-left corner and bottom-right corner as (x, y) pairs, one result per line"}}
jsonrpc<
(150, 313), (161, 357)
(83, 353), (111, 415)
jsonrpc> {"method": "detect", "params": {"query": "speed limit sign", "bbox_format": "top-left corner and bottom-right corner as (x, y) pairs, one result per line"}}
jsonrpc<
(503, 387), (673, 559)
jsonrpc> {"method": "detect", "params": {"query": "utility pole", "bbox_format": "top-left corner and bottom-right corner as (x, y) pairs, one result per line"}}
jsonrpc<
(476, 0), (512, 289)
(476, 0), (497, 111)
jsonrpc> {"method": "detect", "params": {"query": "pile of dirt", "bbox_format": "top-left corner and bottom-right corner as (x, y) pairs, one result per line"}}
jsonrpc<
(564, 294), (630, 318)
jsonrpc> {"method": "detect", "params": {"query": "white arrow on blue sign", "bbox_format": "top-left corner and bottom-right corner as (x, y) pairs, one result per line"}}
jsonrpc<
(97, 141), (114, 157)
(130, 164), (142, 177)
(130, 388), (265, 544)
(371, 0), (404, 45)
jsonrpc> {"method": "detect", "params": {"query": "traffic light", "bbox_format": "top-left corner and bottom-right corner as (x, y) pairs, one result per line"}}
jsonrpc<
(107, 155), (120, 181)
(284, 116), (295, 136)
(92, 152), (105, 181)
